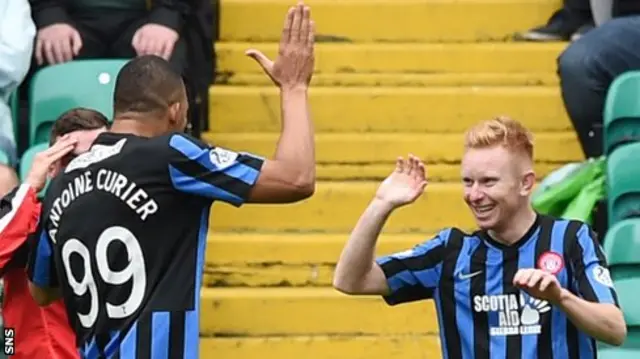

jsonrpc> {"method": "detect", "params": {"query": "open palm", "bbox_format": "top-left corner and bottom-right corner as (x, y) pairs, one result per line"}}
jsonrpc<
(376, 155), (428, 208)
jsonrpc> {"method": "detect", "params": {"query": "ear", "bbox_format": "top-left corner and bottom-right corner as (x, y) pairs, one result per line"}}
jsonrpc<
(520, 170), (536, 196)
(167, 102), (182, 128)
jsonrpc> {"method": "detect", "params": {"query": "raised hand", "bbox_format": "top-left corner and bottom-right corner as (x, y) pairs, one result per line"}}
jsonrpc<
(25, 135), (77, 192)
(513, 268), (565, 305)
(245, 1), (315, 89)
(375, 155), (428, 209)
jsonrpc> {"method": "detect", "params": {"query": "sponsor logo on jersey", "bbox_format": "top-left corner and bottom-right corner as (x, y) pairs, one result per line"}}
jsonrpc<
(537, 251), (564, 275)
(474, 293), (550, 336)
(209, 147), (238, 170)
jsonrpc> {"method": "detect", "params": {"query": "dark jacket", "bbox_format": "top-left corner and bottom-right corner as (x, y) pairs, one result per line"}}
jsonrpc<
(28, 0), (215, 137)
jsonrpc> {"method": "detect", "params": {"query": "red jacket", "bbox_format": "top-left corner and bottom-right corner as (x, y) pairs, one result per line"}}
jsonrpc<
(0, 184), (78, 359)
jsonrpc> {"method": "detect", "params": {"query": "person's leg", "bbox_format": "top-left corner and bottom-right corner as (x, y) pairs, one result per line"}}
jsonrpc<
(557, 15), (640, 158)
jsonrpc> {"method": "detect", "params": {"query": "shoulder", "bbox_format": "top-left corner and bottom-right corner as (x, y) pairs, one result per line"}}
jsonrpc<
(432, 227), (476, 248)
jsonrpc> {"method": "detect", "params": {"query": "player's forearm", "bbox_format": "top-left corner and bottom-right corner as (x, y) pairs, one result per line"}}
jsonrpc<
(557, 288), (627, 346)
(273, 88), (315, 193)
(28, 282), (61, 306)
(334, 199), (394, 294)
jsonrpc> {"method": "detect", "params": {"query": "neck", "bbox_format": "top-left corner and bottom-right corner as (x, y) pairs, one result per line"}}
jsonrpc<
(110, 114), (168, 138)
(488, 206), (538, 246)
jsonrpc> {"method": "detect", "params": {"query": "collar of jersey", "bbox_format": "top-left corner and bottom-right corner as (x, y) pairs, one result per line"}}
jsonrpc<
(474, 213), (543, 252)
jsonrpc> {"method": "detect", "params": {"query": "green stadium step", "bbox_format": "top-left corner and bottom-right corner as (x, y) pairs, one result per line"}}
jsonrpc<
(203, 132), (582, 165)
(200, 335), (441, 358)
(200, 288), (438, 335)
(209, 182), (472, 232)
(217, 72), (560, 87)
(208, 86), (570, 133)
(219, 0), (561, 42)
(216, 42), (564, 75)
(204, 233), (426, 287)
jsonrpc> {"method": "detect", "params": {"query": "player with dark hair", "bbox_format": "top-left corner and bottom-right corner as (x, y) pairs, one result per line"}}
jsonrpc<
(334, 117), (626, 359)
(27, 2), (316, 358)
(0, 108), (108, 359)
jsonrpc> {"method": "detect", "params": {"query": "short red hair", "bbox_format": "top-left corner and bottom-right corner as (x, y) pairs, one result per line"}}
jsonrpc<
(464, 116), (534, 161)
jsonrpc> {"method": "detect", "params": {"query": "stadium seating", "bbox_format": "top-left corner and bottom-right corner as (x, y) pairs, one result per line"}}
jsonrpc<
(599, 218), (640, 358)
(604, 71), (640, 155)
(606, 142), (640, 226)
(0, 150), (8, 166)
(28, 59), (127, 146)
(203, 0), (583, 357)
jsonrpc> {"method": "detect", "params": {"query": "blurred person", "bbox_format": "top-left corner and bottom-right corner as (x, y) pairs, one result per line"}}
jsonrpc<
(334, 117), (626, 359)
(558, 14), (640, 158)
(0, 0), (36, 166)
(515, 0), (594, 42)
(26, 2), (316, 358)
(0, 108), (108, 359)
(27, 0), (213, 136)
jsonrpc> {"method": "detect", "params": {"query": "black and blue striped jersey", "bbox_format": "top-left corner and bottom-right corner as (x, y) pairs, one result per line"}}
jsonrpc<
(376, 215), (619, 359)
(27, 132), (264, 359)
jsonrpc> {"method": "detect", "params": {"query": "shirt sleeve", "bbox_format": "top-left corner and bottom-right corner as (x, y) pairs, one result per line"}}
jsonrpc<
(26, 210), (59, 289)
(375, 229), (450, 306)
(166, 133), (264, 206)
(0, 184), (40, 274)
(570, 224), (619, 306)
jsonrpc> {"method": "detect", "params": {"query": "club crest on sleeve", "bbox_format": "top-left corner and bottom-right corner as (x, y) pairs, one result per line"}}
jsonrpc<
(209, 147), (238, 169)
(537, 251), (564, 275)
(593, 265), (614, 287)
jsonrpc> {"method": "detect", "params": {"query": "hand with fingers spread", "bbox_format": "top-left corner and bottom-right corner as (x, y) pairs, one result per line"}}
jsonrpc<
(25, 135), (77, 192)
(513, 268), (566, 305)
(375, 155), (428, 209)
(245, 1), (315, 90)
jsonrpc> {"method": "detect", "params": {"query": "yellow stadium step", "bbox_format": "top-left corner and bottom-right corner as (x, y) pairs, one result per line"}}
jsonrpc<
(208, 86), (570, 133)
(204, 233), (426, 287)
(200, 288), (438, 335)
(203, 132), (583, 164)
(200, 335), (441, 359)
(209, 182), (472, 232)
(216, 42), (565, 75)
(309, 163), (568, 182)
(219, 0), (561, 42)
(217, 72), (560, 87)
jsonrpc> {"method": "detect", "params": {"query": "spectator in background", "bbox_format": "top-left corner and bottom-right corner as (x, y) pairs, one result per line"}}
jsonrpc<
(27, 0), (213, 137)
(515, 0), (595, 42)
(558, 14), (640, 158)
(0, 0), (36, 167)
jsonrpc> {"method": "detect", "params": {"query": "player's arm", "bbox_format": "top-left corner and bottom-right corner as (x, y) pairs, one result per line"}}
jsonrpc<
(26, 229), (62, 306)
(333, 156), (443, 304)
(0, 185), (41, 274)
(559, 225), (626, 346)
(242, 3), (316, 203)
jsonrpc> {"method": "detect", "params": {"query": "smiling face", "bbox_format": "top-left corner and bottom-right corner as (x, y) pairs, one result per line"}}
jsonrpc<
(461, 117), (536, 231)
(462, 146), (535, 230)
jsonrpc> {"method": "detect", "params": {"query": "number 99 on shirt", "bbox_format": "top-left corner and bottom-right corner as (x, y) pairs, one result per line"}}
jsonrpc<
(61, 226), (147, 328)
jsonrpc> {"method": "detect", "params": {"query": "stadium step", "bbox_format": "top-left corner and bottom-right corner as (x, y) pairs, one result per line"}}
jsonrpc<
(203, 132), (582, 164)
(219, 0), (560, 42)
(216, 42), (564, 76)
(291, 163), (566, 182)
(209, 182), (473, 232)
(200, 335), (441, 359)
(200, 288), (438, 335)
(217, 72), (560, 87)
(207, 86), (570, 133)
(203, 233), (426, 287)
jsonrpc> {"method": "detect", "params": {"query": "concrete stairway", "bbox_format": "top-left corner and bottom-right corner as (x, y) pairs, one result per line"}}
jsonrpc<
(200, 0), (582, 357)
